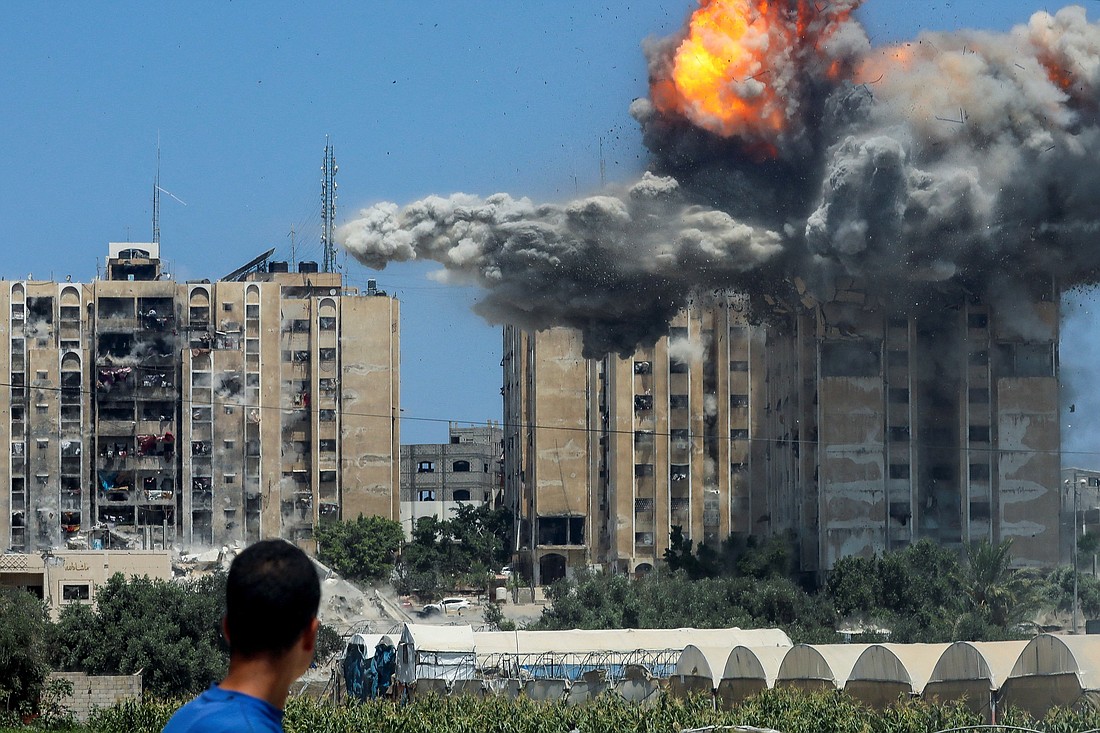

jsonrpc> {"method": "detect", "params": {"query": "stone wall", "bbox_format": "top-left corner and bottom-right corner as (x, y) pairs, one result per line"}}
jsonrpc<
(49, 671), (142, 722)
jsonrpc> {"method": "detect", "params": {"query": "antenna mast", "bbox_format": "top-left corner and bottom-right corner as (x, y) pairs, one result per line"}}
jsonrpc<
(152, 143), (161, 244)
(321, 137), (338, 273)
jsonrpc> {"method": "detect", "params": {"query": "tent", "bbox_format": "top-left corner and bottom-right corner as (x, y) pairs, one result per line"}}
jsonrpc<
(397, 624), (476, 687)
(342, 633), (396, 701)
(474, 627), (789, 682)
(669, 644), (731, 699)
(775, 644), (871, 691)
(924, 640), (1028, 721)
(718, 645), (790, 708)
(1000, 634), (1100, 717)
(844, 643), (950, 708)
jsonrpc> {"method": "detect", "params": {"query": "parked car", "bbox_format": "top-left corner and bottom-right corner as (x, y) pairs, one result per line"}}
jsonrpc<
(421, 597), (471, 615)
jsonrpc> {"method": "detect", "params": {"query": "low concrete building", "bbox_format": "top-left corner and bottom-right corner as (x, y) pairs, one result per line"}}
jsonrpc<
(0, 549), (170, 618)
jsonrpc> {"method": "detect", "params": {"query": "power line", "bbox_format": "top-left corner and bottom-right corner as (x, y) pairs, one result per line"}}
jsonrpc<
(5, 377), (1085, 458)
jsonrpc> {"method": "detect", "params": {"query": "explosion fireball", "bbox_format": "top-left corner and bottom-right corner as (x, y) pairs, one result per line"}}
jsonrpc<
(339, 2), (1100, 357)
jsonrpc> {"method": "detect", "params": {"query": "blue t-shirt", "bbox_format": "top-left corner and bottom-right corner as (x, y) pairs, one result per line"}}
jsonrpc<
(162, 685), (283, 733)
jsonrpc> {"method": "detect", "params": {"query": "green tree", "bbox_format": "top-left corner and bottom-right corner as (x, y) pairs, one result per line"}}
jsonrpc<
(52, 572), (228, 697)
(959, 538), (1038, 628)
(315, 513), (404, 582)
(0, 587), (52, 716)
(396, 505), (513, 596)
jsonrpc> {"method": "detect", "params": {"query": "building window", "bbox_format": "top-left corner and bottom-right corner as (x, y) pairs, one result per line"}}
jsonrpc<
(889, 388), (909, 404)
(888, 426), (910, 442)
(968, 313), (988, 329)
(969, 388), (990, 404)
(969, 464), (990, 481)
(453, 489), (471, 501)
(730, 429), (749, 441)
(319, 439), (336, 452)
(887, 350), (908, 368)
(729, 360), (749, 372)
(62, 584), (90, 602)
(634, 395), (653, 411)
(889, 463), (910, 479)
(730, 394), (749, 408)
(224, 474), (236, 485)
(633, 361), (651, 374)
(319, 317), (336, 330)
(417, 461), (435, 473)
(968, 425), (990, 443)
(417, 489), (436, 501)
(634, 464), (654, 477)
(223, 303), (234, 311)
(670, 394), (689, 409)
(452, 460), (470, 472)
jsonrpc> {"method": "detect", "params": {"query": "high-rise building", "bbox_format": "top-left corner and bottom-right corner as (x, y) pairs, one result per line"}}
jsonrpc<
(399, 422), (503, 536)
(2, 244), (400, 554)
(504, 283), (1061, 584)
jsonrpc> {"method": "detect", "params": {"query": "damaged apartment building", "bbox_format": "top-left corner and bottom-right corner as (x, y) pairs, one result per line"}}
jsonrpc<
(503, 282), (1061, 585)
(1, 243), (399, 554)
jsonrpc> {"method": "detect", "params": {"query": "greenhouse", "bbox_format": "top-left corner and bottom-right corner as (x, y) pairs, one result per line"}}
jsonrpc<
(1000, 633), (1100, 717)
(774, 643), (870, 691)
(843, 643), (950, 708)
(924, 640), (1028, 721)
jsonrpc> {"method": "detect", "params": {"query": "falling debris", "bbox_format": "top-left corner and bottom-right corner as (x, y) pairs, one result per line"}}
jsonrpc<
(339, 2), (1100, 357)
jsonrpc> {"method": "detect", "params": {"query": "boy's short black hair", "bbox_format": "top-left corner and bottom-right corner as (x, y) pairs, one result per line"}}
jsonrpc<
(225, 539), (321, 658)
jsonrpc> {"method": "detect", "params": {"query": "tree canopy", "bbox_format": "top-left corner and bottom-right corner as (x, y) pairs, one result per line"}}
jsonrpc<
(51, 572), (228, 698)
(0, 586), (52, 717)
(315, 513), (404, 582)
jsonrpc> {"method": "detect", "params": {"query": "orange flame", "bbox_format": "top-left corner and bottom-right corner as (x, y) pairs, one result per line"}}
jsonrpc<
(652, 0), (860, 154)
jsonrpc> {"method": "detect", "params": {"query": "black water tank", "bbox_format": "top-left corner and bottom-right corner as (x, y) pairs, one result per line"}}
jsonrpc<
(269, 261), (289, 273)
(299, 261), (319, 273)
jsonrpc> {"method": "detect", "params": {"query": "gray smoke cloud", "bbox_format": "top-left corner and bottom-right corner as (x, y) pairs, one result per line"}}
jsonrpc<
(338, 173), (782, 356)
(338, 3), (1100, 357)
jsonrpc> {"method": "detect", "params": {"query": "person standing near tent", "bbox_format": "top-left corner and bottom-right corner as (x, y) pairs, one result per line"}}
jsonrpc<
(163, 539), (321, 733)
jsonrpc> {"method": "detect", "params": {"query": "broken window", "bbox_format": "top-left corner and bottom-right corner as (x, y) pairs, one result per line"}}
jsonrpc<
(319, 316), (336, 330)
(730, 429), (749, 441)
(969, 388), (990, 404)
(634, 430), (655, 447)
(968, 313), (989, 329)
(669, 394), (689, 409)
(889, 388), (910, 404)
(319, 409), (336, 422)
(670, 464), (689, 481)
(889, 463), (910, 479)
(319, 439), (336, 452)
(634, 395), (653, 411)
(888, 426), (910, 442)
(634, 463), (654, 477)
(730, 394), (749, 408)
(669, 359), (689, 374)
(821, 341), (881, 377)
(969, 425), (990, 443)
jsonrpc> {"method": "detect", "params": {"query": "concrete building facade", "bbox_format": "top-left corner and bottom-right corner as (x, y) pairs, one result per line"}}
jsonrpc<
(399, 422), (503, 536)
(504, 284), (1062, 584)
(1, 244), (400, 554)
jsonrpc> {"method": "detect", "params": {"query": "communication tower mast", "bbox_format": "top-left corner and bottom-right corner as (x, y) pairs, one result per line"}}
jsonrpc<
(321, 138), (338, 273)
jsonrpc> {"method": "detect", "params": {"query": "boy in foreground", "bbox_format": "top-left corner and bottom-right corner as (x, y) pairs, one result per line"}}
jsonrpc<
(164, 539), (321, 733)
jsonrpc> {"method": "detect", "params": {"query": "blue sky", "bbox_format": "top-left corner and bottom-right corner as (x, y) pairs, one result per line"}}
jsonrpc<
(2, 1), (1094, 454)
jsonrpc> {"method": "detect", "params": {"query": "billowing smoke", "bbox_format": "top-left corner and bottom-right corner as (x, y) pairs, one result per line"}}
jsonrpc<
(338, 2), (1100, 357)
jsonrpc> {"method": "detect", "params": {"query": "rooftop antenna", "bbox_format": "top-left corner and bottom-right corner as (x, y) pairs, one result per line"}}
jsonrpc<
(321, 136), (338, 273)
(288, 226), (297, 270)
(152, 142), (161, 245)
(152, 136), (187, 246)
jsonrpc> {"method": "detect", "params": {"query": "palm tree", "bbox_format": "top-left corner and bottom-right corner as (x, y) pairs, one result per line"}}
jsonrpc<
(960, 538), (1037, 628)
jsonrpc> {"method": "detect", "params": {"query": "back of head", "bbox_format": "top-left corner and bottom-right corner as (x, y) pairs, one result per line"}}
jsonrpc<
(225, 539), (321, 658)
